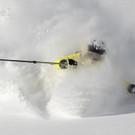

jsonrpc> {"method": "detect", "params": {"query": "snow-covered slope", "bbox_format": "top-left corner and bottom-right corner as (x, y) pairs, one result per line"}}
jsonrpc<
(0, 113), (135, 135)
(0, 0), (135, 134)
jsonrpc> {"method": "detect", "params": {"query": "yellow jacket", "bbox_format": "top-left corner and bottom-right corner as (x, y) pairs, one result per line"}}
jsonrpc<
(55, 52), (81, 70)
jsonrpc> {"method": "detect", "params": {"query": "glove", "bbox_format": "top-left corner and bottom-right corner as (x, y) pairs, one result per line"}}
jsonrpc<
(59, 59), (78, 69)
(59, 59), (68, 69)
(128, 84), (135, 94)
(68, 59), (78, 69)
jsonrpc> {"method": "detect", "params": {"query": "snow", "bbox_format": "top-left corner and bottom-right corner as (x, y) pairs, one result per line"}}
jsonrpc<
(1, 113), (135, 135)
(0, 0), (135, 134)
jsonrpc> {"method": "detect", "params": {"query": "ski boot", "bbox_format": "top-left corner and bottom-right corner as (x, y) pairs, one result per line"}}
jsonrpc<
(128, 84), (135, 94)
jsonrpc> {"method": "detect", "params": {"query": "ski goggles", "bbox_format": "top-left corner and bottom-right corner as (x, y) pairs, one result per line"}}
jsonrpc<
(86, 51), (101, 61)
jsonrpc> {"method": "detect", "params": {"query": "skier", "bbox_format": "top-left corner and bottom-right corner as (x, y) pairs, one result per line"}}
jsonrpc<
(55, 40), (105, 70)
(55, 40), (135, 94)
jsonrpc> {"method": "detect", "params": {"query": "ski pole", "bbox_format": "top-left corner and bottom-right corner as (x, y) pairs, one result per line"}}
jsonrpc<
(0, 58), (61, 65)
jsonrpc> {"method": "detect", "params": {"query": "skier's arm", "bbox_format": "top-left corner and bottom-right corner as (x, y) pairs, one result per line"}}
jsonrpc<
(55, 58), (78, 69)
(55, 52), (81, 70)
(124, 81), (135, 94)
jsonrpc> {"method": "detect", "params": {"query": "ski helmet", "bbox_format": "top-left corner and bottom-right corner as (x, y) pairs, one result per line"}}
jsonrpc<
(88, 40), (105, 55)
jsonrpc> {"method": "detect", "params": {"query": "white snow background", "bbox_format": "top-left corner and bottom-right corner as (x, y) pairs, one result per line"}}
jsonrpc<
(0, 0), (135, 134)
